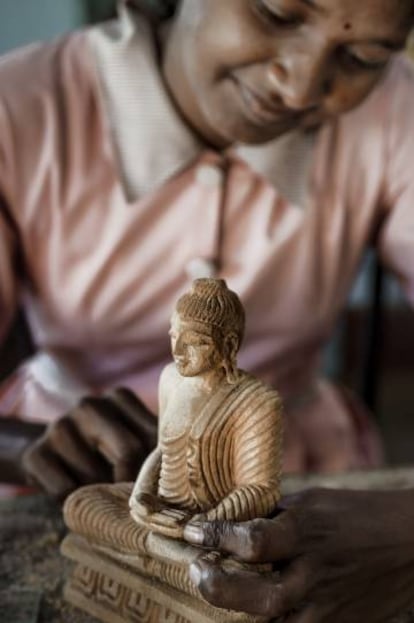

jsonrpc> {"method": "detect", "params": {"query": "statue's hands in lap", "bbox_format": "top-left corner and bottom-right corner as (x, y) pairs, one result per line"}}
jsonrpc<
(130, 491), (192, 530)
(187, 512), (208, 525)
(130, 492), (166, 518)
(184, 488), (414, 623)
(23, 388), (157, 499)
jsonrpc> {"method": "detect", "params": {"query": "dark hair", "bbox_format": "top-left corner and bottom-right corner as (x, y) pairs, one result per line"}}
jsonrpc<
(128, 0), (178, 19)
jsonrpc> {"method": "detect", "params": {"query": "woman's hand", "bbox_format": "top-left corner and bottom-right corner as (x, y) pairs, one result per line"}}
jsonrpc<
(22, 388), (157, 499)
(184, 488), (414, 622)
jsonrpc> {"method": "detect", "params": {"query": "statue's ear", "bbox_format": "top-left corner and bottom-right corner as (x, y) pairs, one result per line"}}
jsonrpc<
(224, 332), (239, 360)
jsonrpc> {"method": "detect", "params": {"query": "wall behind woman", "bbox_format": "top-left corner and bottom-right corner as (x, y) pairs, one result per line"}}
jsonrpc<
(0, 0), (85, 54)
(0, 0), (115, 54)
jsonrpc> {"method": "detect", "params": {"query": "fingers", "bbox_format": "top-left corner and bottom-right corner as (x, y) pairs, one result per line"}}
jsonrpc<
(23, 389), (153, 498)
(113, 455), (145, 481)
(190, 555), (282, 616)
(279, 556), (316, 607)
(22, 440), (77, 498)
(184, 514), (299, 563)
(189, 553), (313, 618)
(71, 399), (147, 475)
(47, 416), (110, 483)
(190, 556), (307, 618)
(108, 388), (157, 448)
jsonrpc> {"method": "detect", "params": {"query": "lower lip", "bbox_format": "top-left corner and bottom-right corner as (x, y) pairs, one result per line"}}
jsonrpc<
(236, 80), (296, 127)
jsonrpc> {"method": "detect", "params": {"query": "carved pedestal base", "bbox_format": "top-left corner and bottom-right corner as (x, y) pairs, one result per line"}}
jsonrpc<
(62, 535), (267, 623)
(61, 484), (269, 623)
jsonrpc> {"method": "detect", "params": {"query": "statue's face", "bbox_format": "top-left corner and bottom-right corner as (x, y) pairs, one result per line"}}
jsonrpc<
(169, 313), (223, 377)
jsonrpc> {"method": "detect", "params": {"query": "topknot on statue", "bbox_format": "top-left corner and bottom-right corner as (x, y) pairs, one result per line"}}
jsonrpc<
(176, 279), (245, 347)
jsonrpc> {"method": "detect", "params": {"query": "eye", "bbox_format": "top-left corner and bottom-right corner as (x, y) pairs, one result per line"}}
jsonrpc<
(252, 0), (300, 28)
(191, 339), (212, 347)
(339, 48), (388, 72)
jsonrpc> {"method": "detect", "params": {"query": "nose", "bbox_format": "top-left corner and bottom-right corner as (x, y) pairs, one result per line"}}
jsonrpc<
(267, 48), (332, 111)
(172, 335), (183, 357)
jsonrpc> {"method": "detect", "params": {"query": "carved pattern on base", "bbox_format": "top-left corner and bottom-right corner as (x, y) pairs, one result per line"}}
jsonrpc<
(68, 564), (193, 623)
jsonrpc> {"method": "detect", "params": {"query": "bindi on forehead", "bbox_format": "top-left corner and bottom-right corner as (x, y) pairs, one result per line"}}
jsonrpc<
(343, 21), (352, 31)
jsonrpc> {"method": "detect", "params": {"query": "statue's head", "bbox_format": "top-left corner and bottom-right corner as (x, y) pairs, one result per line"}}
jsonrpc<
(170, 279), (245, 383)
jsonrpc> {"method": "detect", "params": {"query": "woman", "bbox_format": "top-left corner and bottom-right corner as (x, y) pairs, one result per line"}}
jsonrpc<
(0, 0), (413, 490)
(2, 1), (414, 620)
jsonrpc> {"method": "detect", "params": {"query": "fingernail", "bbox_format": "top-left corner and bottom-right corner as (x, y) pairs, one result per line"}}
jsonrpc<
(183, 524), (204, 545)
(189, 562), (202, 585)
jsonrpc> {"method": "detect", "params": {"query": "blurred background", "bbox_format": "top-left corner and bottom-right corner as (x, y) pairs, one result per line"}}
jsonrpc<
(0, 0), (115, 54)
(0, 1), (413, 465)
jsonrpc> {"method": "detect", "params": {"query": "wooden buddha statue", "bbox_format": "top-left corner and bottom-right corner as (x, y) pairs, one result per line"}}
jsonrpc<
(62, 278), (283, 623)
(129, 278), (283, 538)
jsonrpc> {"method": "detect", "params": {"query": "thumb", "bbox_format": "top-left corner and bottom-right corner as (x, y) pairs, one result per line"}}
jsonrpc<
(184, 520), (240, 549)
(184, 515), (298, 563)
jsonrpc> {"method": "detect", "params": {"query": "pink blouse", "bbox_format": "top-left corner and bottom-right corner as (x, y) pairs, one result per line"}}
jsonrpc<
(0, 7), (413, 469)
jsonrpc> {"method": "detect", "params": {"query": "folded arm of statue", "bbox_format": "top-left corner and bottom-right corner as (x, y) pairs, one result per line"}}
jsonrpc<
(129, 447), (162, 520)
(193, 483), (281, 524)
(129, 443), (195, 531)
(190, 395), (282, 524)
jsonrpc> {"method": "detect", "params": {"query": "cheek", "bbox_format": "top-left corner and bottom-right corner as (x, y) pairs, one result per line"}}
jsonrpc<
(327, 72), (384, 114)
(187, 346), (206, 366)
(184, 1), (268, 87)
(191, 346), (219, 369)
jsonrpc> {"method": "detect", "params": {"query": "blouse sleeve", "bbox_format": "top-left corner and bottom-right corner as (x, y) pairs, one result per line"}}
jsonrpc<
(377, 59), (414, 305)
(0, 204), (17, 343)
(0, 100), (18, 344)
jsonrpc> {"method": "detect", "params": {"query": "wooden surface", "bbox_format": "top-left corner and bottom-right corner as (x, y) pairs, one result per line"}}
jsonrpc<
(3, 468), (414, 622)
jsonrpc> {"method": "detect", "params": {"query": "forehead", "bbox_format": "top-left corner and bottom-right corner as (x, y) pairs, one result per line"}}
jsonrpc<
(299, 0), (412, 35)
(195, 0), (414, 44)
(170, 313), (215, 336)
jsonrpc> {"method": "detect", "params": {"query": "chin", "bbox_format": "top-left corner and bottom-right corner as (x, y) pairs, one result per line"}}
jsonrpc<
(200, 90), (300, 146)
(176, 364), (197, 377)
(207, 113), (296, 146)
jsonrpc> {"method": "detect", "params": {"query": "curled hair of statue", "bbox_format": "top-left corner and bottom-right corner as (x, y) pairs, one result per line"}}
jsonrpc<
(176, 279), (245, 347)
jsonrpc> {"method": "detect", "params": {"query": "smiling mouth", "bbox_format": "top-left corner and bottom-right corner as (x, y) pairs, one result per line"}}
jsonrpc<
(234, 79), (301, 127)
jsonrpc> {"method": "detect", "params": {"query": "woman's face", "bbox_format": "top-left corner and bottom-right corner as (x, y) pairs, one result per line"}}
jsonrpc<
(163, 0), (413, 146)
